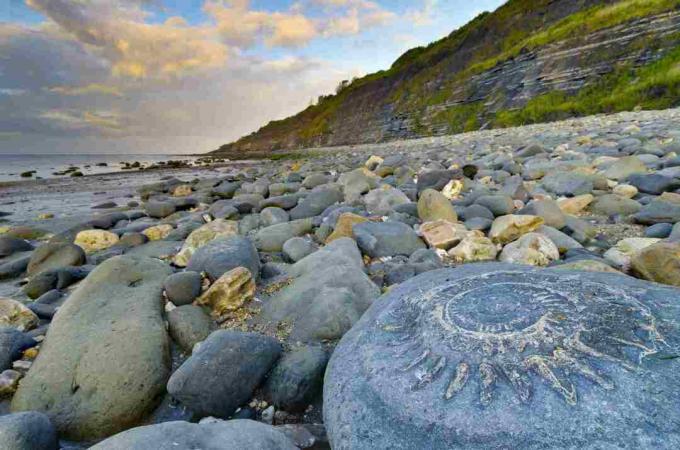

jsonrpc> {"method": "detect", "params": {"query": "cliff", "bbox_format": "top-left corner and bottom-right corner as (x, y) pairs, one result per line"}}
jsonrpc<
(213, 0), (680, 158)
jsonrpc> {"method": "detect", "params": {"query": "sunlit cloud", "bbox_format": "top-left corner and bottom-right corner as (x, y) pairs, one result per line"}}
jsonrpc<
(48, 83), (123, 97)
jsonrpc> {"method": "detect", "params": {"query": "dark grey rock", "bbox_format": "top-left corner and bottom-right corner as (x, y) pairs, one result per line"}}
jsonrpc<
(282, 237), (317, 262)
(167, 305), (215, 353)
(0, 237), (33, 258)
(474, 195), (515, 217)
(261, 207), (290, 227)
(417, 170), (460, 194)
(164, 271), (202, 306)
(634, 199), (680, 224)
(408, 248), (444, 274)
(289, 186), (343, 220)
(0, 327), (36, 371)
(325, 264), (680, 449)
(212, 181), (241, 199)
(27, 243), (86, 276)
(591, 194), (642, 216)
(465, 217), (493, 231)
(0, 412), (58, 450)
(187, 236), (260, 282)
(353, 221), (425, 258)
(0, 253), (31, 280)
(23, 266), (89, 299)
(253, 219), (314, 252)
(461, 204), (494, 221)
(124, 240), (181, 259)
(627, 173), (680, 195)
(264, 346), (329, 412)
(522, 199), (566, 229)
(90, 419), (297, 450)
(542, 172), (594, 196)
(645, 223), (673, 238)
(11, 256), (172, 441)
(167, 330), (282, 418)
(145, 201), (176, 219)
(260, 194), (302, 210)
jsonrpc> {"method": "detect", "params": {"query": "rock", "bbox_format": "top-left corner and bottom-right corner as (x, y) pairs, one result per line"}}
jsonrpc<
(260, 194), (301, 210)
(325, 264), (680, 449)
(0, 236), (33, 258)
(499, 232), (560, 266)
(145, 201), (176, 219)
(448, 235), (498, 263)
(212, 181), (240, 199)
(282, 237), (317, 262)
(603, 237), (661, 271)
(260, 207), (290, 227)
(365, 155), (383, 170)
(0, 327), (35, 371)
(419, 220), (470, 250)
(612, 184), (638, 199)
(289, 186), (343, 220)
(260, 239), (379, 342)
(338, 168), (380, 202)
(553, 259), (621, 273)
(173, 219), (239, 267)
(645, 223), (673, 238)
(326, 212), (369, 243)
(604, 156), (647, 180)
(167, 305), (215, 353)
(409, 248), (444, 274)
(27, 243), (86, 276)
(142, 224), (174, 241)
(4, 226), (49, 240)
(417, 189), (458, 222)
(22, 266), (88, 299)
(11, 256), (172, 440)
(627, 173), (680, 195)
(489, 215), (544, 244)
(417, 169), (460, 194)
(634, 198), (680, 224)
(536, 225), (582, 253)
(164, 271), (202, 306)
(0, 298), (38, 331)
(556, 194), (594, 215)
(475, 195), (515, 217)
(522, 199), (566, 229)
(0, 253), (31, 280)
(631, 241), (680, 287)
(90, 419), (297, 450)
(0, 369), (22, 397)
(253, 218), (314, 252)
(364, 186), (410, 215)
(74, 229), (120, 253)
(264, 346), (329, 412)
(124, 240), (181, 260)
(187, 236), (260, 282)
(269, 182), (301, 197)
(354, 221), (426, 257)
(461, 204), (494, 221)
(167, 330), (281, 418)
(542, 172), (594, 196)
(0, 412), (58, 450)
(196, 267), (255, 317)
(591, 194), (642, 216)
(171, 184), (193, 197)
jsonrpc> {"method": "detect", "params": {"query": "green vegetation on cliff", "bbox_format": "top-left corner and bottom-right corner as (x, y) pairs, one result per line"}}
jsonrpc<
(215, 0), (680, 156)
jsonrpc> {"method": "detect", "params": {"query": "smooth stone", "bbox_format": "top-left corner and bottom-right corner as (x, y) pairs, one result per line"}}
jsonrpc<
(90, 419), (297, 450)
(167, 330), (281, 418)
(627, 173), (680, 195)
(23, 266), (89, 299)
(353, 221), (426, 258)
(417, 169), (460, 194)
(282, 237), (317, 262)
(74, 229), (120, 253)
(252, 218), (314, 252)
(167, 305), (215, 353)
(364, 186), (411, 216)
(325, 264), (680, 449)
(260, 194), (302, 210)
(289, 186), (343, 220)
(499, 232), (560, 266)
(173, 220), (239, 267)
(542, 172), (594, 196)
(603, 156), (647, 180)
(0, 298), (39, 331)
(537, 225), (583, 253)
(522, 199), (566, 229)
(124, 240), (181, 259)
(326, 212), (369, 243)
(489, 215), (544, 244)
(603, 237), (660, 272)
(145, 201), (176, 219)
(260, 207), (290, 227)
(164, 271), (202, 306)
(631, 241), (680, 287)
(27, 243), (86, 276)
(553, 259), (621, 273)
(591, 194), (642, 216)
(264, 346), (329, 412)
(556, 194), (594, 215)
(11, 256), (172, 440)
(0, 327), (35, 371)
(0, 237), (33, 258)
(645, 223), (673, 238)
(187, 235), (260, 282)
(461, 204), (494, 221)
(634, 199), (680, 224)
(0, 412), (58, 450)
(417, 189), (458, 222)
(196, 267), (255, 317)
(474, 195), (515, 217)
(448, 235), (498, 263)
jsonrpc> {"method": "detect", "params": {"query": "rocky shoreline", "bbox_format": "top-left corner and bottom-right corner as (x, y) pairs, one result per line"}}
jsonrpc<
(2, 108), (680, 448)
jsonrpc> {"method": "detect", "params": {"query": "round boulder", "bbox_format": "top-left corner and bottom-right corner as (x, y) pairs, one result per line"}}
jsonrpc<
(27, 243), (86, 276)
(0, 412), (58, 450)
(325, 263), (680, 449)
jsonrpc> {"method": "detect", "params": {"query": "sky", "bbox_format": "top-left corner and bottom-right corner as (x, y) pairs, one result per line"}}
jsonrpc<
(0, 0), (506, 154)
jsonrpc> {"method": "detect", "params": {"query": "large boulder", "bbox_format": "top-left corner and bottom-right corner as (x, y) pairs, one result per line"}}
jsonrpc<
(634, 199), (680, 224)
(11, 256), (172, 440)
(0, 412), (58, 450)
(187, 236), (260, 282)
(167, 331), (281, 418)
(90, 419), (297, 450)
(353, 221), (426, 258)
(27, 243), (86, 276)
(325, 264), (680, 449)
(259, 239), (379, 342)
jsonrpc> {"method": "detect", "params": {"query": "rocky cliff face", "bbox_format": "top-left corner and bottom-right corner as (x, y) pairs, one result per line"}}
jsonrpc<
(213, 0), (680, 157)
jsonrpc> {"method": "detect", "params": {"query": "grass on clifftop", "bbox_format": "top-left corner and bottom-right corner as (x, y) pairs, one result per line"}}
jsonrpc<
(493, 44), (680, 127)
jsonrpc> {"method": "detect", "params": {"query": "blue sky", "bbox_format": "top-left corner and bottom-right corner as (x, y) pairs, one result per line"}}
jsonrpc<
(0, 0), (506, 153)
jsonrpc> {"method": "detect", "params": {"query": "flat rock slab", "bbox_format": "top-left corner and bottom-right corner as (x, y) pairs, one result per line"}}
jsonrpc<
(325, 263), (680, 449)
(11, 255), (172, 441)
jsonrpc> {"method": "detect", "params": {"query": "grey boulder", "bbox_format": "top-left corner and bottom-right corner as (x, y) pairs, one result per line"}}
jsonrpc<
(11, 256), (172, 440)
(167, 330), (282, 418)
(90, 419), (297, 450)
(325, 263), (680, 449)
(167, 305), (215, 353)
(353, 221), (426, 258)
(187, 236), (260, 282)
(0, 327), (36, 371)
(164, 271), (203, 306)
(0, 412), (58, 450)
(27, 243), (86, 276)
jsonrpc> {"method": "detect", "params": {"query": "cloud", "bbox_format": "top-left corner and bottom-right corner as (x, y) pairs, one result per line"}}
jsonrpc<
(407, 0), (438, 26)
(39, 109), (122, 132)
(48, 83), (123, 97)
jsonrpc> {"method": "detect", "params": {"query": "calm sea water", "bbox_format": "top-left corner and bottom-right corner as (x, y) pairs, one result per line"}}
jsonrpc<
(0, 154), (201, 182)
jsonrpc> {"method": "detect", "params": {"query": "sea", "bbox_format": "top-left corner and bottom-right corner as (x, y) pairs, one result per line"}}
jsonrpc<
(0, 153), (202, 183)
